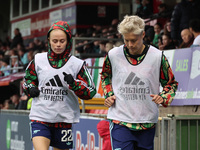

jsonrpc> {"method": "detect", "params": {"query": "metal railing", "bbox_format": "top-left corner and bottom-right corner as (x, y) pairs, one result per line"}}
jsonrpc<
(160, 116), (200, 150)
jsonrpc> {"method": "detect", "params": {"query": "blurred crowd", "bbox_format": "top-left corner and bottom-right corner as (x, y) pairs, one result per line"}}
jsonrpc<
(74, 18), (124, 56)
(1, 0), (200, 110)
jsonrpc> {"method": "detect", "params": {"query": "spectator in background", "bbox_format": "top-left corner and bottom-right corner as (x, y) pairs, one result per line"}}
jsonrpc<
(10, 50), (23, 74)
(93, 24), (102, 35)
(144, 26), (154, 45)
(170, 0), (200, 46)
(93, 40), (100, 53)
(1, 99), (14, 109)
(109, 19), (119, 30)
(135, 0), (142, 15)
(82, 40), (94, 53)
(114, 41), (124, 47)
(99, 41), (107, 55)
(157, 3), (172, 28)
(10, 28), (24, 49)
(17, 43), (29, 65)
(105, 42), (114, 53)
(111, 18), (119, 28)
(92, 30), (100, 38)
(116, 32), (122, 39)
(0, 55), (11, 76)
(107, 30), (117, 40)
(3, 100), (11, 109)
(152, 23), (162, 48)
(101, 28), (109, 37)
(189, 18), (200, 47)
(18, 48), (28, 65)
(159, 34), (176, 50)
(33, 38), (45, 52)
(10, 94), (20, 109)
(9, 93), (27, 110)
(75, 41), (84, 54)
(26, 41), (36, 51)
(23, 50), (35, 69)
(135, 0), (153, 19)
(27, 50), (34, 62)
(163, 20), (171, 35)
(179, 28), (194, 48)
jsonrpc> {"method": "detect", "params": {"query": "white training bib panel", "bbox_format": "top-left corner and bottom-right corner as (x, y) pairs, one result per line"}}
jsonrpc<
(107, 45), (162, 123)
(29, 52), (84, 123)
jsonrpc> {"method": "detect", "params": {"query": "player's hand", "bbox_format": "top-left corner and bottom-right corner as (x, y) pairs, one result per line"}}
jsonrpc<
(63, 72), (74, 85)
(104, 95), (116, 107)
(29, 87), (40, 98)
(150, 94), (164, 104)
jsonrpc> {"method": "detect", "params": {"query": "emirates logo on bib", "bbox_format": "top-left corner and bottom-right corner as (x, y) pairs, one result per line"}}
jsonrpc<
(118, 72), (150, 101)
